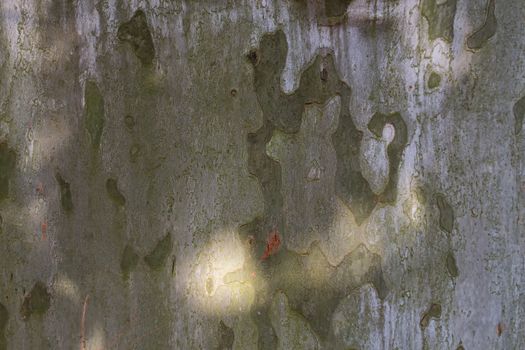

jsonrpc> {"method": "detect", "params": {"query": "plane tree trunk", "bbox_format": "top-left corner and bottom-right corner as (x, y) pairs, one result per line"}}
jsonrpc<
(0, 0), (524, 349)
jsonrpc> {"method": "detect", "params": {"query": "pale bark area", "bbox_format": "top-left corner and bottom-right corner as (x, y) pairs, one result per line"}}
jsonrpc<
(0, 0), (524, 349)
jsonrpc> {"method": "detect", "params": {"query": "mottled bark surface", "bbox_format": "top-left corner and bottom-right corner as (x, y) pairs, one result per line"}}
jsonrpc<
(0, 0), (524, 349)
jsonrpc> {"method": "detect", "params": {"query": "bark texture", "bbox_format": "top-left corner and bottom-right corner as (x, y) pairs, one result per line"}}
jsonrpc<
(0, 0), (524, 349)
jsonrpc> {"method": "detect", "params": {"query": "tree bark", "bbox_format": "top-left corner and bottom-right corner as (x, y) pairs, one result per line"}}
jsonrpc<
(0, 0), (523, 349)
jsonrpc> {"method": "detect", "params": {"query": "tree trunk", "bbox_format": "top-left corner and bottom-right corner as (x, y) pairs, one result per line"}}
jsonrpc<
(0, 0), (523, 349)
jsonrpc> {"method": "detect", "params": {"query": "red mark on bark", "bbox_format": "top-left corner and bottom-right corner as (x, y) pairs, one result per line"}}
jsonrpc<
(41, 221), (47, 241)
(261, 228), (281, 260)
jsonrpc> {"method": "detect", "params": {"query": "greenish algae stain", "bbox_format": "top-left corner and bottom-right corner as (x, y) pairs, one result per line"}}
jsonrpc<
(427, 72), (441, 89)
(0, 303), (7, 350)
(446, 251), (459, 278)
(144, 232), (172, 270)
(217, 320), (235, 350)
(117, 10), (155, 66)
(420, 303), (442, 329)
(120, 244), (140, 278)
(436, 193), (454, 233)
(56, 173), (73, 212)
(325, 0), (352, 18)
(106, 178), (126, 206)
(421, 0), (457, 42)
(466, 0), (497, 50)
(20, 281), (51, 320)
(124, 115), (135, 130)
(513, 95), (525, 135)
(84, 81), (105, 149)
(0, 143), (16, 201)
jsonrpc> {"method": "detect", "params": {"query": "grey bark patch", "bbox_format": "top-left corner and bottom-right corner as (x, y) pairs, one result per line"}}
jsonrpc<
(330, 284), (382, 350)
(246, 29), (355, 243)
(55, 173), (73, 212)
(269, 291), (319, 350)
(120, 244), (139, 277)
(254, 310), (277, 350)
(144, 232), (172, 270)
(421, 0), (457, 42)
(247, 29), (407, 240)
(246, 121), (283, 243)
(246, 29), (382, 234)
(217, 320), (234, 350)
(333, 110), (375, 225)
(0, 142), (16, 202)
(436, 193), (454, 233)
(84, 81), (105, 149)
(106, 178), (126, 206)
(334, 111), (407, 225)
(20, 281), (51, 319)
(513, 95), (525, 135)
(259, 243), (387, 341)
(0, 303), (7, 350)
(117, 10), (155, 66)
(265, 97), (343, 256)
(428, 72), (442, 89)
(336, 110), (408, 225)
(446, 251), (459, 278)
(420, 303), (442, 329)
(466, 0), (496, 50)
(367, 112), (408, 204)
